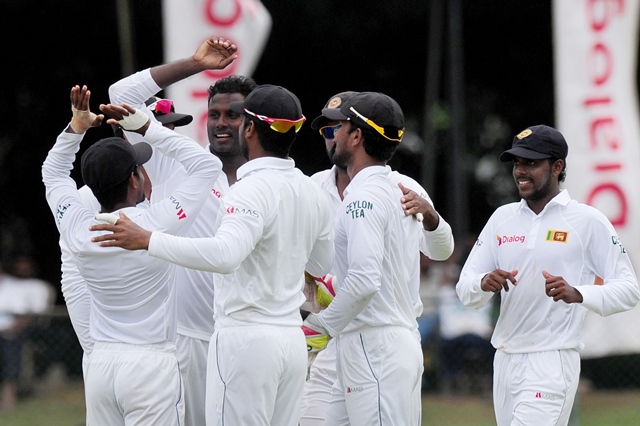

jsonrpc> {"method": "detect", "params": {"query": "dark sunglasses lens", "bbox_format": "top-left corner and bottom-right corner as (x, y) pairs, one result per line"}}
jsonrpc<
(321, 126), (339, 139)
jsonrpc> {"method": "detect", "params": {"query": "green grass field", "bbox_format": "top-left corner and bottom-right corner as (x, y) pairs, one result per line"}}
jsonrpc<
(1, 381), (639, 426)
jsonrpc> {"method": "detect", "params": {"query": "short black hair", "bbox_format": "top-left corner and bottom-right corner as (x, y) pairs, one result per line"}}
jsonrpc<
(208, 75), (257, 103)
(350, 122), (398, 162)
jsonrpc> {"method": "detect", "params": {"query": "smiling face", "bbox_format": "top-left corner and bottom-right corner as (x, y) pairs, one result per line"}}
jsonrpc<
(512, 156), (562, 213)
(207, 92), (246, 158)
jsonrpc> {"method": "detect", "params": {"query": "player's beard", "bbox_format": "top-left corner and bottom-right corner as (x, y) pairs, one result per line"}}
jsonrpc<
(519, 170), (553, 202)
(328, 144), (347, 170)
(333, 148), (352, 171)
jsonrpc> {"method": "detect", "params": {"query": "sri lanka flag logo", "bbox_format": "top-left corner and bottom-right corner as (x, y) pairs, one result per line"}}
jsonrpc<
(546, 230), (568, 243)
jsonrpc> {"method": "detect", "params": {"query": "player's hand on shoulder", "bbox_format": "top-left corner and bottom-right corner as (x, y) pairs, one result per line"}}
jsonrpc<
(90, 211), (152, 251)
(69, 85), (104, 134)
(542, 270), (583, 304)
(194, 36), (238, 70)
(481, 268), (518, 293)
(398, 182), (439, 230)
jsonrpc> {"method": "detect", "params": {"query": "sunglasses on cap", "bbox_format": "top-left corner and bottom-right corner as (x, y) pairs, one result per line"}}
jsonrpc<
(349, 106), (404, 142)
(318, 125), (342, 140)
(149, 99), (174, 115)
(244, 108), (306, 133)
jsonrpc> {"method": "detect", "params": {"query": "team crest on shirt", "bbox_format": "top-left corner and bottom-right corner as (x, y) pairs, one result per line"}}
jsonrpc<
(545, 230), (568, 243)
(345, 200), (373, 219)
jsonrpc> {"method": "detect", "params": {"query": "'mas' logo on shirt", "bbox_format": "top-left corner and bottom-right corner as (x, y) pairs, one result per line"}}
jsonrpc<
(496, 235), (526, 246)
(345, 200), (373, 219)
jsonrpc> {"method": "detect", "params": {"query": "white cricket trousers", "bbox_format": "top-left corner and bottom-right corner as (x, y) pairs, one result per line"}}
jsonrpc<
(176, 333), (209, 426)
(85, 341), (184, 426)
(493, 349), (580, 426)
(324, 325), (423, 426)
(299, 337), (338, 425)
(206, 323), (307, 426)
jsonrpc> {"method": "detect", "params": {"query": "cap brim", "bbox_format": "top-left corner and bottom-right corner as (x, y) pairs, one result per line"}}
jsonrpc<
(321, 107), (349, 122)
(133, 142), (153, 165)
(499, 147), (552, 162)
(155, 113), (193, 127)
(310, 115), (329, 130)
(229, 101), (245, 114)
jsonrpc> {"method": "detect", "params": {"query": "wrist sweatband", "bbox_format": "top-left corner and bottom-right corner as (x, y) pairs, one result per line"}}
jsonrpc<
(118, 109), (149, 131)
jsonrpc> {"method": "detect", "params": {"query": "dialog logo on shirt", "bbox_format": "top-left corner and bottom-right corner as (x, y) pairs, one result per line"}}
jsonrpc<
(169, 195), (187, 220)
(545, 230), (568, 243)
(211, 188), (222, 198)
(345, 200), (373, 219)
(226, 206), (260, 218)
(496, 235), (526, 246)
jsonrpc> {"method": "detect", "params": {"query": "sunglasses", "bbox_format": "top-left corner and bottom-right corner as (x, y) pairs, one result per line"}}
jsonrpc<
(318, 125), (342, 139)
(244, 108), (306, 133)
(150, 99), (174, 115)
(349, 106), (404, 142)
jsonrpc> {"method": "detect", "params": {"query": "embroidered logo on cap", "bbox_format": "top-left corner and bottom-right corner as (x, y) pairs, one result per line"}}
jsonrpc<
(327, 97), (342, 109)
(516, 129), (533, 139)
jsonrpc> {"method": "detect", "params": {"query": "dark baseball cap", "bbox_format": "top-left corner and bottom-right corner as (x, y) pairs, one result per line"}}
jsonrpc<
(81, 138), (152, 193)
(310, 91), (359, 130)
(145, 96), (193, 127)
(229, 84), (305, 133)
(321, 92), (405, 142)
(499, 124), (568, 162)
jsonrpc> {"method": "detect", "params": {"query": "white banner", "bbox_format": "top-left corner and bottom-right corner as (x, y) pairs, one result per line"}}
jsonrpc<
(553, 0), (640, 358)
(162, 0), (272, 146)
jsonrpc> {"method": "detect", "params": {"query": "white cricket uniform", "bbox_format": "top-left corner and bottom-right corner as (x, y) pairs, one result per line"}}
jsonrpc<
(110, 69), (227, 426)
(456, 189), (640, 426)
(43, 121), (221, 426)
(316, 165), (428, 426)
(299, 165), (453, 425)
(147, 156), (334, 426)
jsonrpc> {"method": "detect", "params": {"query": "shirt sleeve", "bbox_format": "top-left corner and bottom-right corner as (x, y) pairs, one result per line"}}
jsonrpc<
(455, 213), (499, 309)
(575, 211), (640, 316)
(148, 178), (264, 273)
(135, 123), (221, 236)
(317, 186), (386, 336)
(304, 191), (334, 278)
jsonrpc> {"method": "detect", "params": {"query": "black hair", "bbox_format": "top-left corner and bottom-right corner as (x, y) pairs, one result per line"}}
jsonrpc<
(93, 166), (140, 211)
(245, 116), (296, 158)
(349, 123), (398, 162)
(208, 75), (257, 102)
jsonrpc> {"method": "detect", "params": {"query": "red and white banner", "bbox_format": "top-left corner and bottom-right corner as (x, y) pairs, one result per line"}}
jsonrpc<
(162, 0), (272, 146)
(553, 0), (640, 357)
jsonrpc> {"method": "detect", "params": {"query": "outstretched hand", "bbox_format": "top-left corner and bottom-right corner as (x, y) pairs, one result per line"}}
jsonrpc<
(99, 102), (150, 134)
(90, 211), (152, 251)
(69, 85), (104, 134)
(542, 270), (583, 304)
(193, 36), (239, 70)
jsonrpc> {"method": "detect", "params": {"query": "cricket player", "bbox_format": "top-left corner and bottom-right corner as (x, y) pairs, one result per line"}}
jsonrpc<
(299, 91), (454, 425)
(89, 84), (334, 426)
(107, 36), (252, 426)
(456, 124), (640, 425)
(42, 84), (226, 425)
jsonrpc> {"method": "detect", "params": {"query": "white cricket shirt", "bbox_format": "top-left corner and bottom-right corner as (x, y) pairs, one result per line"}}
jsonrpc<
(110, 68), (228, 341)
(456, 190), (640, 353)
(149, 156), (334, 327)
(43, 122), (220, 344)
(317, 165), (422, 336)
(311, 165), (454, 322)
